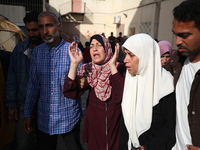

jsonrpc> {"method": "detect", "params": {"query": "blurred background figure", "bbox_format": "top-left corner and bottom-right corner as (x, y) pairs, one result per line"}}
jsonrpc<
(158, 40), (172, 67)
(83, 41), (91, 63)
(108, 32), (117, 53)
(101, 32), (106, 37)
(117, 32), (123, 45)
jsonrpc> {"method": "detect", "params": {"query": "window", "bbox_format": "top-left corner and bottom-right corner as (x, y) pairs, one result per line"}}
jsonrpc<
(0, 0), (44, 12)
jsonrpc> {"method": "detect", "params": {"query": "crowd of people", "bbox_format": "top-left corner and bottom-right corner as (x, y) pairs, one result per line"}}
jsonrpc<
(1, 0), (200, 150)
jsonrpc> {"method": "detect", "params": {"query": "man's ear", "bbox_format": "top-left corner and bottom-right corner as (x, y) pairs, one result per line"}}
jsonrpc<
(58, 23), (61, 31)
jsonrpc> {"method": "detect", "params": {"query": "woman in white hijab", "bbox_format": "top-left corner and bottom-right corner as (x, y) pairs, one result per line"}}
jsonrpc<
(119, 33), (176, 150)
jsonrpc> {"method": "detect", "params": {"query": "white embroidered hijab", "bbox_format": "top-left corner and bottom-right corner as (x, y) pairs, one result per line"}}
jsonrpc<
(121, 33), (174, 149)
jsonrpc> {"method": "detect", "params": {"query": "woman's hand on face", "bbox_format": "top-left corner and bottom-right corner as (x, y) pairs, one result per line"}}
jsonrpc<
(109, 43), (120, 67)
(109, 43), (119, 75)
(68, 42), (83, 65)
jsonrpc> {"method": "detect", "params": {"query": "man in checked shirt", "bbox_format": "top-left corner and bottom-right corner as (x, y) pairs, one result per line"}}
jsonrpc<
(23, 11), (83, 150)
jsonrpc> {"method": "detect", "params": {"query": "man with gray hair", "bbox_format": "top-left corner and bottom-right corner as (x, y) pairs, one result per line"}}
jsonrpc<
(23, 11), (83, 150)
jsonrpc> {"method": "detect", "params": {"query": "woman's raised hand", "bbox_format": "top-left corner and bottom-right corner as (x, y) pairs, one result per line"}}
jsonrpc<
(68, 42), (83, 65)
(109, 43), (119, 67)
(109, 43), (120, 75)
(68, 42), (83, 80)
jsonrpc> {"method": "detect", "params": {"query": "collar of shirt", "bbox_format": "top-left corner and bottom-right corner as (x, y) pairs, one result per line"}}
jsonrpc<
(23, 42), (34, 59)
(45, 38), (65, 52)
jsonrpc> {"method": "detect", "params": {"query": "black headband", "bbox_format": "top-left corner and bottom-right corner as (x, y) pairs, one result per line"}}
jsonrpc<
(90, 35), (105, 50)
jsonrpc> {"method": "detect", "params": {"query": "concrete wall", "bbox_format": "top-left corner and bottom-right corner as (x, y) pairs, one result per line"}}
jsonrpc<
(49, 0), (117, 43)
(49, 0), (66, 16)
(158, 0), (184, 49)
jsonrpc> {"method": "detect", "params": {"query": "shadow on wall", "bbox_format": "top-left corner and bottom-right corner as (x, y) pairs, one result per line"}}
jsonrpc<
(126, 0), (184, 46)
(48, 4), (93, 44)
(127, 1), (160, 39)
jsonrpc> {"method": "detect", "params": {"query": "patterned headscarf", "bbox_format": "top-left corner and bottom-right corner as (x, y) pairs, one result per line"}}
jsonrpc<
(78, 34), (116, 101)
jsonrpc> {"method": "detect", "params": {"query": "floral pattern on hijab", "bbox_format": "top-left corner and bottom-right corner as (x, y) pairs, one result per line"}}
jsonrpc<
(78, 34), (117, 101)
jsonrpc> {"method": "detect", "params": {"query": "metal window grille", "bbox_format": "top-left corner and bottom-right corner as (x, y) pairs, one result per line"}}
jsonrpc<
(0, 0), (44, 12)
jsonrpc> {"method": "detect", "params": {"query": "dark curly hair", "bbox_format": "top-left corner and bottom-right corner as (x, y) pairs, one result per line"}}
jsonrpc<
(173, 0), (200, 30)
(23, 11), (41, 24)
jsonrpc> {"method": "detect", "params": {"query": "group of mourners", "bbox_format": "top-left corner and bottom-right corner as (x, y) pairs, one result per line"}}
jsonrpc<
(63, 32), (176, 150)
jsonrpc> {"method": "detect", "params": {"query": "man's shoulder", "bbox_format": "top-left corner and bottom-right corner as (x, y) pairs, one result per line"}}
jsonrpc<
(18, 39), (29, 45)
(165, 50), (186, 72)
(36, 42), (46, 48)
(15, 40), (30, 48)
(58, 41), (71, 52)
(56, 39), (70, 49)
(108, 36), (116, 40)
(34, 43), (48, 51)
(12, 40), (30, 52)
(62, 41), (71, 46)
(170, 50), (186, 63)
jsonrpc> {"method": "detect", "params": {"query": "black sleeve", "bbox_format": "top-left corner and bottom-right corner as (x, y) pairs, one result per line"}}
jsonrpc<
(139, 92), (176, 150)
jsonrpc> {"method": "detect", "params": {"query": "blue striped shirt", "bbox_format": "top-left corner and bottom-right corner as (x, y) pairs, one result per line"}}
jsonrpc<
(24, 39), (82, 135)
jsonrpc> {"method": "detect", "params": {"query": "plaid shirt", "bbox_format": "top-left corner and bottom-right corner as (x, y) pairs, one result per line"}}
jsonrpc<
(24, 39), (82, 135)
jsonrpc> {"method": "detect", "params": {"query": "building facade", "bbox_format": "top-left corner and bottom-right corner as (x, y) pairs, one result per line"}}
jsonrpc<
(0, 0), (184, 49)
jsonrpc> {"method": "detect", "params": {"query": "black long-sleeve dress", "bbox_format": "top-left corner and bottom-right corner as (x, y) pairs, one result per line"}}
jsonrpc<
(64, 64), (126, 150)
(119, 92), (176, 150)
